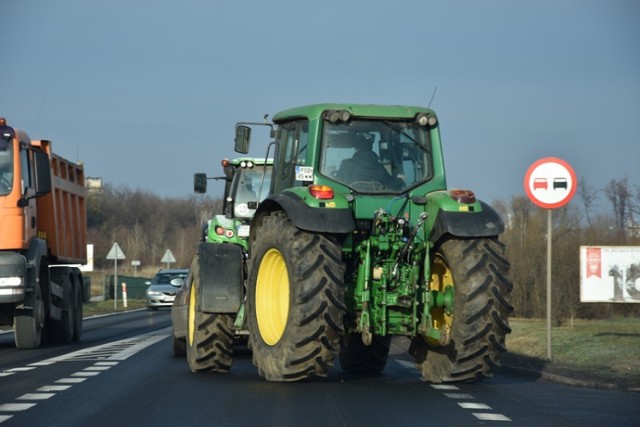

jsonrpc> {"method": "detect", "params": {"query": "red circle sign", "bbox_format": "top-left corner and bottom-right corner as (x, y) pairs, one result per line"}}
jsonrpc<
(524, 157), (577, 209)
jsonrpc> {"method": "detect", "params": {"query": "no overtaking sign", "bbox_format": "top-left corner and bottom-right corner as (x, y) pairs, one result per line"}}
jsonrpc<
(524, 157), (577, 209)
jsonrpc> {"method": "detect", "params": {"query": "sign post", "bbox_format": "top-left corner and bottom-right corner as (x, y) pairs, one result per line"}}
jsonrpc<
(524, 157), (577, 360)
(106, 243), (126, 309)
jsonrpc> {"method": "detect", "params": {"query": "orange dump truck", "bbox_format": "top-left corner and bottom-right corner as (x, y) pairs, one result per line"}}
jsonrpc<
(0, 119), (87, 349)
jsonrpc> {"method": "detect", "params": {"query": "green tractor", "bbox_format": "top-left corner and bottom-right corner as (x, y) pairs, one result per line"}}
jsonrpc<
(194, 157), (273, 248)
(185, 157), (272, 365)
(187, 104), (513, 383)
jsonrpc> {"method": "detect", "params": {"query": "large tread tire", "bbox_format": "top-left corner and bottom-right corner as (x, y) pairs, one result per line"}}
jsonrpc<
(339, 333), (391, 374)
(246, 212), (346, 382)
(49, 273), (74, 344)
(73, 275), (83, 342)
(14, 284), (44, 349)
(186, 255), (235, 373)
(410, 238), (513, 383)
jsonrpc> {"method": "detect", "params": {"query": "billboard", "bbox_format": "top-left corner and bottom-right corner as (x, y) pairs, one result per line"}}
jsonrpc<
(580, 246), (640, 303)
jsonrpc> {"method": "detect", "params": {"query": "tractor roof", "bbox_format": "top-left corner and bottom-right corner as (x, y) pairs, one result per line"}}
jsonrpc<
(272, 103), (436, 124)
(229, 157), (273, 166)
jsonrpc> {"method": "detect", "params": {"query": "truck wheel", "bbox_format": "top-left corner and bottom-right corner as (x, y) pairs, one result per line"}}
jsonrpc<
(246, 211), (346, 381)
(49, 274), (74, 344)
(339, 332), (391, 374)
(410, 238), (513, 383)
(14, 284), (44, 349)
(73, 276), (83, 342)
(186, 256), (235, 373)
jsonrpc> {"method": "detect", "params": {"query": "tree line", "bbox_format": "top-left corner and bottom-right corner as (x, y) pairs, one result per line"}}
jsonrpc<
(87, 176), (640, 320)
(87, 184), (220, 273)
(493, 175), (640, 322)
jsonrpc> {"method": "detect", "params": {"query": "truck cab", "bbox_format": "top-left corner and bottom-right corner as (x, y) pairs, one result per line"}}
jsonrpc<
(0, 120), (86, 349)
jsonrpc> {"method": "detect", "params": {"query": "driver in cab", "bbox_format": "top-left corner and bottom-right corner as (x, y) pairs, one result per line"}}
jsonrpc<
(336, 132), (403, 190)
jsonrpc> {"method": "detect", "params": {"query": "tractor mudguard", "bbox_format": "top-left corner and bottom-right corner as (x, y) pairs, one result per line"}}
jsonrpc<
(258, 191), (355, 234)
(429, 201), (504, 242)
(197, 242), (244, 313)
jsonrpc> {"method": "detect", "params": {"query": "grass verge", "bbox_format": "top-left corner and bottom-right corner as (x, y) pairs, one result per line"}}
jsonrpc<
(504, 317), (640, 389)
(83, 299), (148, 316)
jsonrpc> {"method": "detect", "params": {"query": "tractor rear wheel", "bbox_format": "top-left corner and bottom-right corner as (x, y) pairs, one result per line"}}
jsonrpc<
(186, 255), (235, 373)
(410, 238), (513, 383)
(246, 211), (346, 381)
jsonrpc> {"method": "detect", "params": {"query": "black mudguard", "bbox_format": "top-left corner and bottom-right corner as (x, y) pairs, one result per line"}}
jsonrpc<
(197, 242), (244, 313)
(257, 191), (355, 234)
(429, 201), (505, 243)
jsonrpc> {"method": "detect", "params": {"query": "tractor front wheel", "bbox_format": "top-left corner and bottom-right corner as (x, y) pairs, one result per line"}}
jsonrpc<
(186, 255), (235, 373)
(246, 212), (346, 381)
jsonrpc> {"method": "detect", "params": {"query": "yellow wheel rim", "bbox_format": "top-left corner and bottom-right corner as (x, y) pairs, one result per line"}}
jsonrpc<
(255, 248), (290, 346)
(188, 279), (196, 346)
(428, 255), (454, 345)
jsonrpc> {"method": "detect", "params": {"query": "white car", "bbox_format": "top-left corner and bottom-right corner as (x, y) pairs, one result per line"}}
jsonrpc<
(145, 269), (188, 311)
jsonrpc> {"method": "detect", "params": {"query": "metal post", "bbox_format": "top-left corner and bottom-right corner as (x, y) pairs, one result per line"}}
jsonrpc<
(114, 256), (118, 310)
(546, 209), (552, 360)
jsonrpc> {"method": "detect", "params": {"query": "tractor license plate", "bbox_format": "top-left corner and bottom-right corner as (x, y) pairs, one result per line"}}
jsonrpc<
(237, 225), (250, 237)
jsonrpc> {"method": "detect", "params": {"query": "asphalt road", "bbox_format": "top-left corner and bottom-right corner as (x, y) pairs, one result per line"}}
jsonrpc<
(1, 310), (638, 426)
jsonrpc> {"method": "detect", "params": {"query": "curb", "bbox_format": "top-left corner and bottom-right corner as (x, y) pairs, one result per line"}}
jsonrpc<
(501, 364), (640, 393)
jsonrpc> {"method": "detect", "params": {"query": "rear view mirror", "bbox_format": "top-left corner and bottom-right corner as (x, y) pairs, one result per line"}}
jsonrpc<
(194, 173), (207, 193)
(33, 150), (52, 195)
(235, 125), (251, 154)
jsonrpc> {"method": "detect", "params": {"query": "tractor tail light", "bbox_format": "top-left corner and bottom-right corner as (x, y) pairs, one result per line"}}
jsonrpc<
(309, 185), (334, 200)
(449, 189), (476, 204)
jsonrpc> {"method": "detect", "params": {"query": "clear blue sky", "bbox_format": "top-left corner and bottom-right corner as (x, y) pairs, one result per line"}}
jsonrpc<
(2, 0), (639, 211)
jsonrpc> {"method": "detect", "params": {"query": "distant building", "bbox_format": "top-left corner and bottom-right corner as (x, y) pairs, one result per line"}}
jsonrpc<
(86, 177), (103, 193)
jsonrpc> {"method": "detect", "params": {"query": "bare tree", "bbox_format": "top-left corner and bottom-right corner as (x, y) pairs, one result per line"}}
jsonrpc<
(578, 177), (598, 230)
(605, 176), (632, 241)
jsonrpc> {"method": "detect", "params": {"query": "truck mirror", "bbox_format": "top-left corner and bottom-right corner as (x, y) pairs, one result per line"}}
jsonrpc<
(235, 125), (251, 154)
(33, 150), (52, 195)
(194, 173), (207, 193)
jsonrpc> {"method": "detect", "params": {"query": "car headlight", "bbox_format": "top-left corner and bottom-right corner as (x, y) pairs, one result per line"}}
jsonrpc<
(0, 276), (23, 287)
(146, 290), (163, 298)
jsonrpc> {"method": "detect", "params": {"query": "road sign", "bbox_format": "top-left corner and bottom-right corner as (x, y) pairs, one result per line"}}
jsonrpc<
(106, 242), (126, 260)
(524, 157), (578, 361)
(524, 157), (577, 209)
(161, 249), (176, 264)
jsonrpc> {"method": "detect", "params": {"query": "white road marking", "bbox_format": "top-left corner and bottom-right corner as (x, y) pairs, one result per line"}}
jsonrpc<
(444, 393), (475, 399)
(28, 361), (55, 366)
(72, 371), (101, 377)
(41, 327), (171, 363)
(84, 366), (112, 371)
(0, 329), (170, 424)
(396, 358), (512, 423)
(17, 393), (55, 401)
(0, 403), (36, 411)
(459, 402), (492, 409)
(6, 367), (36, 372)
(430, 384), (459, 390)
(55, 377), (87, 384)
(473, 413), (512, 421)
(37, 385), (71, 392)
